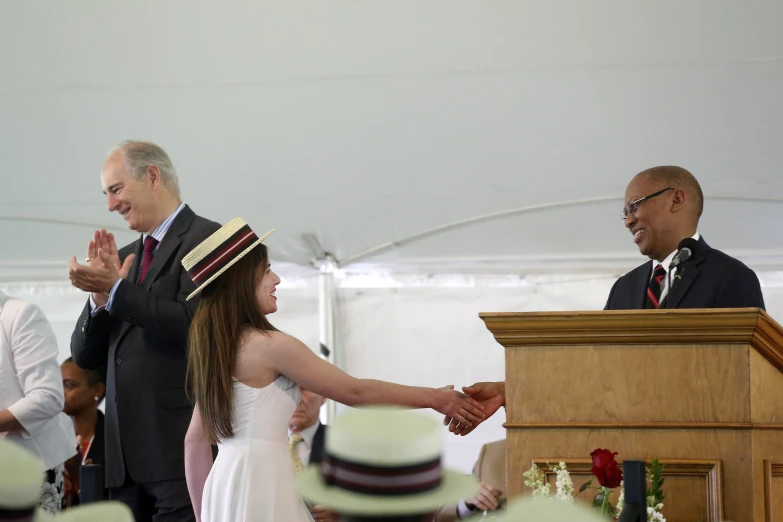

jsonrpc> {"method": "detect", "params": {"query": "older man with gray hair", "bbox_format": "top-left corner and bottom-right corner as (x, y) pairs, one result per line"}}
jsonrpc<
(67, 141), (220, 521)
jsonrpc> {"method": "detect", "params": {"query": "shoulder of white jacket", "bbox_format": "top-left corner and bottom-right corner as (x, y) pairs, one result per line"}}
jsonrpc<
(0, 294), (45, 326)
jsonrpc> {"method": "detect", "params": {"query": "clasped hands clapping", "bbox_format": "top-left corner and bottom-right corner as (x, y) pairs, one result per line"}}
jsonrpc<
(67, 229), (136, 305)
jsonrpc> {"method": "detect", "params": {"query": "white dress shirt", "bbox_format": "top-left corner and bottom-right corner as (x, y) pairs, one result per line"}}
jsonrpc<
(0, 291), (77, 469)
(652, 232), (700, 303)
(288, 421), (320, 467)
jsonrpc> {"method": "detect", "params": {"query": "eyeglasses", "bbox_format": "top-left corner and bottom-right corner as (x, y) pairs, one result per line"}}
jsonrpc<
(621, 187), (674, 220)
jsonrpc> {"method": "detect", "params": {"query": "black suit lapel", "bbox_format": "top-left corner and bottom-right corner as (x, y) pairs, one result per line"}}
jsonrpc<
(116, 239), (144, 346)
(664, 237), (711, 309)
(635, 263), (653, 309)
(141, 206), (195, 291)
(116, 206), (196, 348)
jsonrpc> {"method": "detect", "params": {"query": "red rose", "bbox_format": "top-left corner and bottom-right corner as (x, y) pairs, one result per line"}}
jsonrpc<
(590, 448), (623, 488)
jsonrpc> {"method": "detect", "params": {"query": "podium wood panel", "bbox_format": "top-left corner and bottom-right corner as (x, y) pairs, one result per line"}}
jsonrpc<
(763, 461), (783, 522)
(506, 343), (749, 423)
(751, 349), (783, 424)
(482, 308), (783, 522)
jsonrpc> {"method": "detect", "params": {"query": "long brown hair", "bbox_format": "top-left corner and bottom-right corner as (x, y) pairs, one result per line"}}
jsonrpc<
(187, 244), (278, 443)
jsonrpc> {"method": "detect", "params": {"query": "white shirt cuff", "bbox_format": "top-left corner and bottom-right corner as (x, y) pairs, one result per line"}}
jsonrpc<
(457, 500), (473, 519)
(88, 279), (121, 316)
(89, 294), (105, 317)
(106, 278), (122, 312)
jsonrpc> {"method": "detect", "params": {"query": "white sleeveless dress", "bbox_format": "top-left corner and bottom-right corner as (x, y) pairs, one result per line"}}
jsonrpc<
(201, 375), (315, 522)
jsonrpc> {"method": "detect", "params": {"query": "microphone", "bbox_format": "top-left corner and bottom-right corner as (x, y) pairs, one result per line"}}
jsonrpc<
(617, 460), (646, 522)
(669, 237), (698, 276)
(660, 237), (699, 308)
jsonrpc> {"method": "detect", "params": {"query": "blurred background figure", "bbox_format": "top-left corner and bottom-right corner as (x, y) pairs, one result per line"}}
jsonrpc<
(61, 357), (107, 507)
(288, 387), (336, 522)
(0, 290), (76, 514)
(436, 438), (505, 520)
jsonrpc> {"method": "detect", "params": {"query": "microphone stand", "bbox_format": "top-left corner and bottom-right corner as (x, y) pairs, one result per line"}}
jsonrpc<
(661, 254), (682, 309)
(617, 461), (647, 522)
(661, 242), (695, 308)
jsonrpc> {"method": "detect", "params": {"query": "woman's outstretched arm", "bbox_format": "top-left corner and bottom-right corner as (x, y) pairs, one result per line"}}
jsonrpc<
(256, 331), (485, 427)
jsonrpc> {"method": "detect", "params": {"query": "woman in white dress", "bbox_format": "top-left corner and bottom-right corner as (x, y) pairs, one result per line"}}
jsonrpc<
(182, 219), (485, 522)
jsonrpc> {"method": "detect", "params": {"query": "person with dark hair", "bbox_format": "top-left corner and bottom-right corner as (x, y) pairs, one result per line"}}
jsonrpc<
(181, 218), (485, 522)
(61, 357), (106, 466)
(605, 165), (765, 310)
(60, 357), (107, 507)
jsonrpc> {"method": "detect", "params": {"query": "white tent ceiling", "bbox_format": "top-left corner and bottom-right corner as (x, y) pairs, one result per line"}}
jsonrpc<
(2, 1), (782, 281)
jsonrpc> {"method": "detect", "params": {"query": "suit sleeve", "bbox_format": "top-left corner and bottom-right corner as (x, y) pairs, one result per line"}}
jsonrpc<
(70, 244), (137, 370)
(715, 268), (766, 310)
(604, 278), (619, 310)
(70, 299), (113, 370)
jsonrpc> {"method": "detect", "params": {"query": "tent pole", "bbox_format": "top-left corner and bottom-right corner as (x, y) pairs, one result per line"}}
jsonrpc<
(316, 255), (339, 424)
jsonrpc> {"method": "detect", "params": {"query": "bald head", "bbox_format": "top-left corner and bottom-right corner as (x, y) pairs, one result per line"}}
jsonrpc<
(635, 166), (703, 219)
(623, 166), (703, 262)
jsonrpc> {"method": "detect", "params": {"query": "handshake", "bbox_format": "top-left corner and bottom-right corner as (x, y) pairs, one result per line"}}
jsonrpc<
(442, 381), (506, 436)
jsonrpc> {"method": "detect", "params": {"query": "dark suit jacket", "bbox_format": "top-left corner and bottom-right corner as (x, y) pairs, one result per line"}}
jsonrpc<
(84, 410), (105, 467)
(604, 236), (765, 311)
(308, 423), (327, 466)
(71, 205), (220, 488)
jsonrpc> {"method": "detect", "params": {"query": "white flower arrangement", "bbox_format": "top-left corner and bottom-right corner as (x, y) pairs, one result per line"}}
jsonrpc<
(523, 458), (667, 522)
(552, 462), (575, 502)
(522, 462), (552, 499)
(647, 497), (666, 522)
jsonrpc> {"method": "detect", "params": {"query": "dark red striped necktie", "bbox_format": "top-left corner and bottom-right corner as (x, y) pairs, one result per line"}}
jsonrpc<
(138, 236), (158, 285)
(646, 264), (667, 308)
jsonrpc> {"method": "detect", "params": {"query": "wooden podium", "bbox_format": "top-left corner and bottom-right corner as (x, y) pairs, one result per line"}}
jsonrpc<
(480, 308), (783, 522)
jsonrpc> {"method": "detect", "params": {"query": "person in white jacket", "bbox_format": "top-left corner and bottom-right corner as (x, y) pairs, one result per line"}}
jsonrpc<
(0, 290), (76, 513)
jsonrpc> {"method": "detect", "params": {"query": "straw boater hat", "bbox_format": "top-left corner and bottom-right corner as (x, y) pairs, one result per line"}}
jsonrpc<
(295, 407), (478, 516)
(0, 436), (47, 521)
(182, 217), (274, 300)
(0, 438), (133, 522)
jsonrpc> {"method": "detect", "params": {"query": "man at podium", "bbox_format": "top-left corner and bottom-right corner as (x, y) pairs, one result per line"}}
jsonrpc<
(446, 166), (766, 437)
(604, 165), (765, 310)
